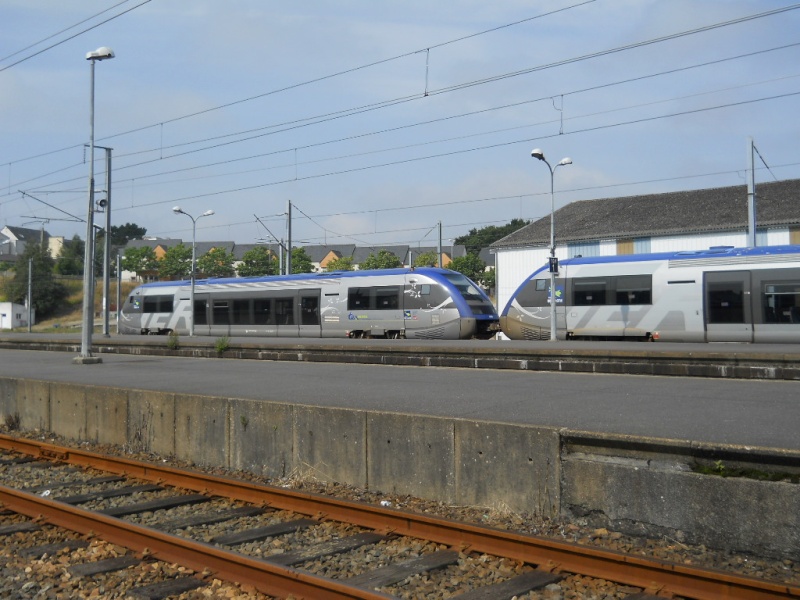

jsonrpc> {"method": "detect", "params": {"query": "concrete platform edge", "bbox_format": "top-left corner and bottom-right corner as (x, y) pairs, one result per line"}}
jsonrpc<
(2, 335), (800, 380)
(0, 375), (797, 560)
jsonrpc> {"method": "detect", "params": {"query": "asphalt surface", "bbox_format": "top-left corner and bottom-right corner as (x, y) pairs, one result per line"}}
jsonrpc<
(2, 348), (798, 451)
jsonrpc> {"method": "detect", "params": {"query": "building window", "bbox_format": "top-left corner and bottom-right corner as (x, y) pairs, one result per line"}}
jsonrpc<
(567, 241), (600, 258)
(633, 238), (651, 253)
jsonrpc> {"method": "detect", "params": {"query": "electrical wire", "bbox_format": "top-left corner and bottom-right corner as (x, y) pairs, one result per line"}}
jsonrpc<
(5, 39), (797, 204)
(115, 89), (800, 211)
(0, 1), (152, 73)
(0, 0), (134, 64)
(4, 3), (799, 241)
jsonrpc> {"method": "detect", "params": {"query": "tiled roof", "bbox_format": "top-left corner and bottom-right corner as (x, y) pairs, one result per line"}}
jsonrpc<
(492, 179), (800, 249)
(3, 225), (50, 242)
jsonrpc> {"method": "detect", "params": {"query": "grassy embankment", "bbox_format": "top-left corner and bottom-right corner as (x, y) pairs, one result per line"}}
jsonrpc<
(0, 274), (138, 333)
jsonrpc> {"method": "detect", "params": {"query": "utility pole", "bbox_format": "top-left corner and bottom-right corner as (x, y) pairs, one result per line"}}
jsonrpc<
(286, 200), (292, 275)
(746, 137), (757, 247)
(95, 146), (113, 336)
(437, 221), (442, 268)
(27, 258), (32, 333)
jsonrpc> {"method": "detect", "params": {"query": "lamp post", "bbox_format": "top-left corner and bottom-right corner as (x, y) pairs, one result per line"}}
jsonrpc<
(172, 206), (214, 336)
(531, 148), (572, 342)
(76, 46), (114, 365)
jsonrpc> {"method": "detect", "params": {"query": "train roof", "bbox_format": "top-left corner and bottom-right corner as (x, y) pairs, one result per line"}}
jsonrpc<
(518, 244), (800, 280)
(132, 267), (463, 289)
(562, 244), (800, 267)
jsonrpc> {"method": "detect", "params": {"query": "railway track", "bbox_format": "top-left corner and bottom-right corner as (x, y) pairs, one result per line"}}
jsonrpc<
(0, 434), (797, 599)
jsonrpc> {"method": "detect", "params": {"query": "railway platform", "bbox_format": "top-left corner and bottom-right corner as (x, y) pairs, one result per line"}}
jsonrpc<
(2, 331), (800, 380)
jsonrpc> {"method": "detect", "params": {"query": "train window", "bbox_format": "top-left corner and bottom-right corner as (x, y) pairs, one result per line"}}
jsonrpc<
(232, 299), (251, 324)
(573, 279), (608, 305)
(763, 283), (800, 323)
(441, 272), (483, 299)
(253, 298), (273, 325)
(440, 272), (495, 315)
(706, 282), (744, 323)
(213, 300), (230, 325)
(143, 295), (174, 313)
(301, 296), (320, 325)
(194, 300), (207, 325)
(348, 288), (370, 310)
(275, 298), (294, 325)
(535, 280), (547, 292)
(347, 286), (400, 310)
(615, 275), (652, 305)
(374, 286), (400, 310)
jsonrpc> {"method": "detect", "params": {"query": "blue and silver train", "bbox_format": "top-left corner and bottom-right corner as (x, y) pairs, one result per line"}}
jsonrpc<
(119, 267), (499, 340)
(500, 245), (800, 343)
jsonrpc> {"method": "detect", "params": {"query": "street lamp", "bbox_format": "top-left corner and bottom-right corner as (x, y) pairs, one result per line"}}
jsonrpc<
(75, 46), (114, 365)
(172, 206), (215, 336)
(531, 148), (572, 342)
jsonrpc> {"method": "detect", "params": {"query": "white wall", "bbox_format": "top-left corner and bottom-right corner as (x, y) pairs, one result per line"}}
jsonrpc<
(0, 303), (33, 330)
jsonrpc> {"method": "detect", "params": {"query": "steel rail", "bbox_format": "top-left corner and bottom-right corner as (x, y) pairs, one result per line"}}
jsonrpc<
(1, 434), (798, 600)
(0, 484), (392, 600)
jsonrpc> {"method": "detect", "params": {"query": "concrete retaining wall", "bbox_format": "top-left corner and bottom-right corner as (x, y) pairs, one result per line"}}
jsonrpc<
(0, 376), (797, 560)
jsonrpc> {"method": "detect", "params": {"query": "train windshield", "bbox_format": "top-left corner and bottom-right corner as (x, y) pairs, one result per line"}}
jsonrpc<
(440, 272), (496, 315)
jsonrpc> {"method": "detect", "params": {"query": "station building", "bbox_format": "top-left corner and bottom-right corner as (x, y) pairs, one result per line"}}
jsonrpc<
(490, 178), (800, 314)
(0, 302), (33, 330)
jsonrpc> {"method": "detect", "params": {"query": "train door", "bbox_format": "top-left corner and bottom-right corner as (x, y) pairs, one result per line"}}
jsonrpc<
(274, 296), (296, 337)
(703, 271), (753, 342)
(298, 289), (322, 337)
(192, 293), (211, 335)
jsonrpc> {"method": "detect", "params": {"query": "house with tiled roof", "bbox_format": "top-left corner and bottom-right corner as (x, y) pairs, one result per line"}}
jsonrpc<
(120, 238), (477, 280)
(491, 178), (800, 313)
(0, 225), (64, 262)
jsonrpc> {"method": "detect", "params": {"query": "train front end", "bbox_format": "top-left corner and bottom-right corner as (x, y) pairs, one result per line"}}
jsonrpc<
(427, 270), (499, 339)
(500, 267), (555, 340)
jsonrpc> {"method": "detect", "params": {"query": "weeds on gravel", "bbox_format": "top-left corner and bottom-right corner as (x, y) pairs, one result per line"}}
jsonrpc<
(167, 331), (180, 351)
(215, 336), (230, 356)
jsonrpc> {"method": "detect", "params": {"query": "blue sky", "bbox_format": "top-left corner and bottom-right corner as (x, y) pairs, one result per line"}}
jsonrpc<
(1, 1), (798, 250)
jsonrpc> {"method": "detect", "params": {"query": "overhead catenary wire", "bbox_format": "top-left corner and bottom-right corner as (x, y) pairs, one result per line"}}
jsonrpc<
(113, 89), (800, 212)
(4, 1), (794, 175)
(5, 39), (798, 205)
(4, 3), (799, 245)
(0, 0), (152, 73)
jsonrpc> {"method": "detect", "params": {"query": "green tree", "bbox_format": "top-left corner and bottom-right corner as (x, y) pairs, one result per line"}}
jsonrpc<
(290, 247), (314, 274)
(482, 267), (496, 292)
(360, 249), (402, 270)
(448, 254), (487, 284)
(2, 241), (68, 319)
(325, 256), (354, 271)
(455, 218), (529, 255)
(158, 244), (192, 280)
(412, 251), (438, 267)
(197, 247), (236, 278)
(237, 246), (278, 277)
(94, 223), (147, 278)
(109, 223), (147, 246)
(121, 246), (157, 279)
(54, 235), (84, 276)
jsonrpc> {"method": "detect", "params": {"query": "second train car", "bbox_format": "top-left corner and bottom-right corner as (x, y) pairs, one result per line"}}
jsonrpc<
(500, 245), (800, 343)
(119, 267), (499, 340)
